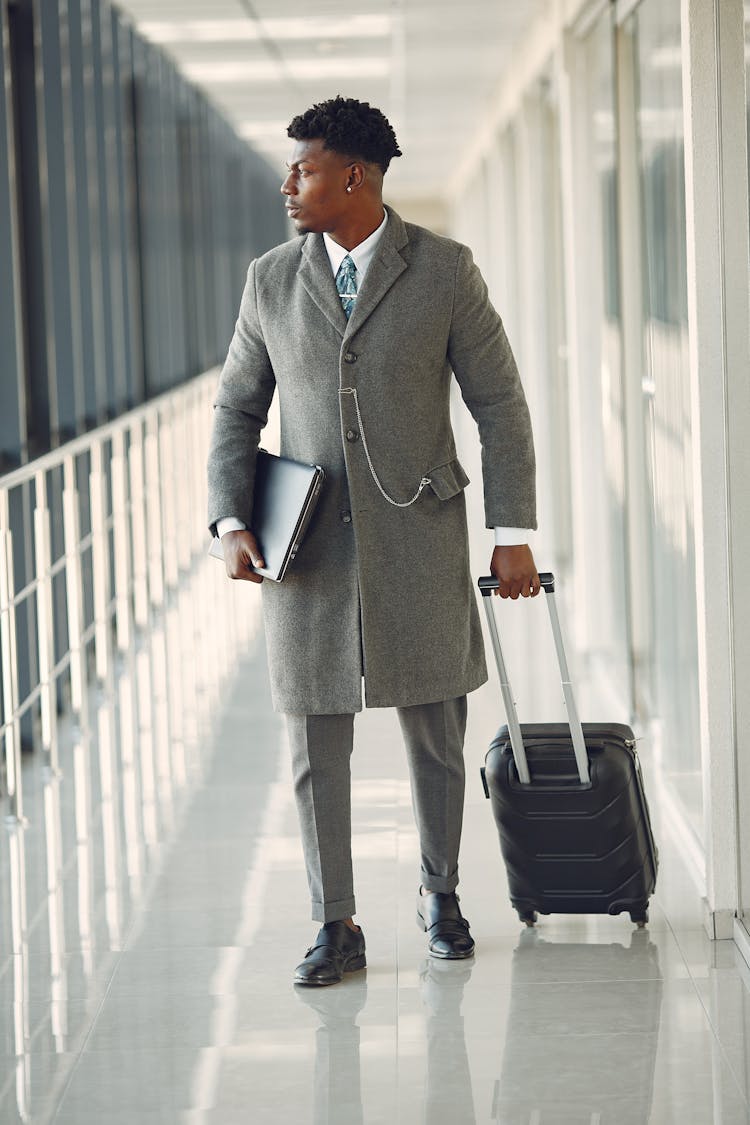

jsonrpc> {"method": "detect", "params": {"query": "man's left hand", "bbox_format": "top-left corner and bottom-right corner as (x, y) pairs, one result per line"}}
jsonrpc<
(490, 544), (540, 599)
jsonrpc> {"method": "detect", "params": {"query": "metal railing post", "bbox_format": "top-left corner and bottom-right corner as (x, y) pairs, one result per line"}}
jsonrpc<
(89, 440), (111, 682)
(174, 398), (192, 575)
(129, 419), (149, 629)
(144, 412), (165, 609)
(1, 491), (24, 823)
(34, 469), (58, 773)
(159, 403), (179, 592)
(62, 456), (85, 717)
(111, 429), (132, 652)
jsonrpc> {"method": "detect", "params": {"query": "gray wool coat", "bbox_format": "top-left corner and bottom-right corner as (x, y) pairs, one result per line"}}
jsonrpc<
(207, 207), (536, 715)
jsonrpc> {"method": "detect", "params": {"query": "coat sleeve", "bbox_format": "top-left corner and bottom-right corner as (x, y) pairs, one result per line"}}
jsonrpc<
(206, 260), (277, 536)
(447, 244), (537, 530)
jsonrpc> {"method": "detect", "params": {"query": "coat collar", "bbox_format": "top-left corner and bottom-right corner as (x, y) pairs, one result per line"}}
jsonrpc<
(298, 206), (409, 339)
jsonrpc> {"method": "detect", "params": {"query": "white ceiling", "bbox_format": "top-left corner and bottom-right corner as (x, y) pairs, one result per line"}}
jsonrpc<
(114, 0), (549, 204)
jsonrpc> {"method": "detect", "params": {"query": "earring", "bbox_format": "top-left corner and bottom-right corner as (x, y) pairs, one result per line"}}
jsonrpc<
(346, 186), (352, 193)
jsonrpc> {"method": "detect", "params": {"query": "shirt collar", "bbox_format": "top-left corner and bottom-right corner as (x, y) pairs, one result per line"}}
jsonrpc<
(323, 210), (388, 279)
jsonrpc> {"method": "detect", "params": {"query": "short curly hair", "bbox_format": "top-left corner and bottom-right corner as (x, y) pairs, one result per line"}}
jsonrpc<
(287, 96), (402, 174)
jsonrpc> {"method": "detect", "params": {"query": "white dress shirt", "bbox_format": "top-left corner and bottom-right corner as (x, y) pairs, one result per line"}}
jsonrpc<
(216, 212), (530, 546)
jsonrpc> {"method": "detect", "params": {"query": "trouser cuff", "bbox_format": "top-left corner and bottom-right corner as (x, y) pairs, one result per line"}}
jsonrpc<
(421, 868), (459, 895)
(312, 895), (357, 923)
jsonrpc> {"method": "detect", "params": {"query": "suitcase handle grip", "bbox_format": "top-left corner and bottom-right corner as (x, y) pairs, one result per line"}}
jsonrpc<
(478, 571), (554, 595)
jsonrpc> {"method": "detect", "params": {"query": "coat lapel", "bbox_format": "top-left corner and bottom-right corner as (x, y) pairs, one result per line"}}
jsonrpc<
(299, 233), (347, 336)
(297, 208), (410, 339)
(345, 207), (409, 337)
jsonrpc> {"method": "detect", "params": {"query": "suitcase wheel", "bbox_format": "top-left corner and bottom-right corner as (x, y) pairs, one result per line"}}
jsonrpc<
(630, 906), (649, 928)
(518, 910), (538, 928)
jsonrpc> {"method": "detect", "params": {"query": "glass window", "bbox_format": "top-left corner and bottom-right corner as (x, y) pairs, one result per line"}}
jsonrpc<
(737, 0), (750, 944)
(631, 0), (702, 842)
(573, 7), (631, 712)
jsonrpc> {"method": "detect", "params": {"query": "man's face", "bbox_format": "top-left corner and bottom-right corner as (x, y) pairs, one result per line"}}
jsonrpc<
(280, 138), (353, 234)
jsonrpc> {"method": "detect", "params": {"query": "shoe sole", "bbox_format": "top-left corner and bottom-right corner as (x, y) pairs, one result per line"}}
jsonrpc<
(294, 952), (367, 987)
(426, 944), (475, 960)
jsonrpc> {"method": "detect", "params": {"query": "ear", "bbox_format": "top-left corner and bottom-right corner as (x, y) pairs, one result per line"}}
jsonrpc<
(346, 161), (367, 192)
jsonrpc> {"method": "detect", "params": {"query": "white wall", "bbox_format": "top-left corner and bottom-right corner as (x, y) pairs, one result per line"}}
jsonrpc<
(449, 0), (750, 941)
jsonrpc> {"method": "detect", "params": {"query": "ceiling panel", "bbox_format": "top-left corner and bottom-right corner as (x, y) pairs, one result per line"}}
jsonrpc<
(114, 0), (549, 201)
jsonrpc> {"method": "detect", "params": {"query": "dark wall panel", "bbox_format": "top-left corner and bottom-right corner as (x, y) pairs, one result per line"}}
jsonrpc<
(0, 0), (26, 469)
(1, 0), (287, 464)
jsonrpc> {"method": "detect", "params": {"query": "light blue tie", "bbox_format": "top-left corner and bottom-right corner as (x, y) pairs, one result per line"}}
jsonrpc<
(335, 254), (358, 319)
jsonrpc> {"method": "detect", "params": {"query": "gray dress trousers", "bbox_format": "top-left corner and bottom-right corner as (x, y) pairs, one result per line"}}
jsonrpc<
(286, 696), (468, 923)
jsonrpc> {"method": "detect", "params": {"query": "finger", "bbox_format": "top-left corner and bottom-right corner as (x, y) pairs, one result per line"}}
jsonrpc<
(226, 546), (264, 582)
(230, 566), (263, 583)
(245, 542), (265, 570)
(242, 552), (265, 582)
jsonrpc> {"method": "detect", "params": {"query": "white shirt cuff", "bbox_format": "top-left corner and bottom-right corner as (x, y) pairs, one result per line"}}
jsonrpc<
(493, 526), (529, 546)
(216, 517), (247, 538)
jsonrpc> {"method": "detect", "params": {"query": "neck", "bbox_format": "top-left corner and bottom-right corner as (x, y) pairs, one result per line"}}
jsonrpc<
(326, 205), (385, 251)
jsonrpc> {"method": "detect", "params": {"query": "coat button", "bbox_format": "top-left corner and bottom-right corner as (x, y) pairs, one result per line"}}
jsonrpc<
(345, 429), (359, 442)
(340, 510), (352, 524)
(343, 351), (357, 364)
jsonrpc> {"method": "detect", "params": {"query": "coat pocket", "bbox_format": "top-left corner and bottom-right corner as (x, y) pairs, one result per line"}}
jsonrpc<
(426, 457), (471, 501)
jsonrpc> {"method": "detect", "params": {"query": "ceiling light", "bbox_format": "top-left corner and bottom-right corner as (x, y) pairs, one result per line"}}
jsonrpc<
(183, 58), (389, 84)
(138, 15), (390, 45)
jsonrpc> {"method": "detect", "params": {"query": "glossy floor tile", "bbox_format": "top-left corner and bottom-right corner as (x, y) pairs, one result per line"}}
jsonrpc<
(1, 556), (750, 1123)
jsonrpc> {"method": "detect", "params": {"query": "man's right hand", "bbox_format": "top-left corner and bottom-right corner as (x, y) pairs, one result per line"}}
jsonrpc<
(221, 530), (265, 583)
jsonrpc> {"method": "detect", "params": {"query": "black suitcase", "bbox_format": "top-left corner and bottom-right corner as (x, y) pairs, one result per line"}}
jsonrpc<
(478, 572), (658, 927)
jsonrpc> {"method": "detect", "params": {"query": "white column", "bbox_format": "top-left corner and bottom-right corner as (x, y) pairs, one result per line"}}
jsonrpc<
(681, 0), (750, 938)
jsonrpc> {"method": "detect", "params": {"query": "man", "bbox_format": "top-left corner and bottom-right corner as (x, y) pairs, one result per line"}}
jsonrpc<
(207, 96), (540, 987)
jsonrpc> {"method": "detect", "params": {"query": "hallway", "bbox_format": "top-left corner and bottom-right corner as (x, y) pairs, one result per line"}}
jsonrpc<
(2, 551), (750, 1123)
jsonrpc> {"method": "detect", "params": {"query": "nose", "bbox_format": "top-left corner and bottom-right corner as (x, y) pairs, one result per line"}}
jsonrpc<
(280, 173), (293, 196)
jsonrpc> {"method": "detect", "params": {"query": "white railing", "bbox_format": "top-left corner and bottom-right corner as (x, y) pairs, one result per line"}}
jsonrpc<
(0, 368), (270, 1120)
(0, 368), (242, 822)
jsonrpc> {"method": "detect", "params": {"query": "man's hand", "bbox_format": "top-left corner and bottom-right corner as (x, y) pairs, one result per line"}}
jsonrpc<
(221, 530), (265, 583)
(490, 544), (540, 599)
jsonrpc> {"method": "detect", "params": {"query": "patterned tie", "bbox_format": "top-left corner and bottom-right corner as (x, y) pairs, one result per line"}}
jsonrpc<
(335, 254), (358, 319)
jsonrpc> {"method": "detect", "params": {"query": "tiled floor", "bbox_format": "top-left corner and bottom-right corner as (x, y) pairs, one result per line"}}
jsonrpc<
(2, 558), (750, 1123)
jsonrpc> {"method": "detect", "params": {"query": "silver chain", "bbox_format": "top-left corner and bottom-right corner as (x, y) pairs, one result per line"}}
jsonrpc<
(339, 387), (432, 508)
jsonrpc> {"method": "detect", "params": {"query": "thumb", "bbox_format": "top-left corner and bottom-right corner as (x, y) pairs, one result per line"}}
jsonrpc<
(245, 536), (265, 568)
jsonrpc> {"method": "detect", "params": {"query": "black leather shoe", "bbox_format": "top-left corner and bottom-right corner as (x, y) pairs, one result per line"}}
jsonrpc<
(416, 888), (475, 959)
(294, 922), (366, 986)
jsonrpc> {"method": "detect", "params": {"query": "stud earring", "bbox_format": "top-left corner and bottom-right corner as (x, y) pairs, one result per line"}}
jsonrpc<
(346, 186), (352, 193)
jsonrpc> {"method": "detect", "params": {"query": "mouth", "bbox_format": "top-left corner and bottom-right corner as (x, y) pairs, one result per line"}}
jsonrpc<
(286, 205), (301, 218)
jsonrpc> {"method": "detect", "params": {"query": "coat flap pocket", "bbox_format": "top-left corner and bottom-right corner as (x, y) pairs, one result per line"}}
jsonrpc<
(427, 458), (471, 501)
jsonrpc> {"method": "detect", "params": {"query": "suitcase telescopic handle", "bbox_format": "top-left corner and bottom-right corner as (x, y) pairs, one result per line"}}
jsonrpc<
(477, 572), (590, 785)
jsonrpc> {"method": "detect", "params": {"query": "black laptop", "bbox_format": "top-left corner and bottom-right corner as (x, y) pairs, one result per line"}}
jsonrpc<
(209, 450), (324, 582)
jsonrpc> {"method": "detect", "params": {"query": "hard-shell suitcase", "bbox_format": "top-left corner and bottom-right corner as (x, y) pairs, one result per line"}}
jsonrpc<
(478, 572), (658, 927)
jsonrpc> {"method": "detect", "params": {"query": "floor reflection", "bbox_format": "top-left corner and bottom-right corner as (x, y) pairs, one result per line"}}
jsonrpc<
(492, 930), (662, 1123)
(420, 958), (476, 1125)
(296, 977), (368, 1125)
(0, 559), (260, 1124)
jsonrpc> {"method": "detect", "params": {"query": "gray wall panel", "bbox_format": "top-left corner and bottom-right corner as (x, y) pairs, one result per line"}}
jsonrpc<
(0, 0), (26, 468)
